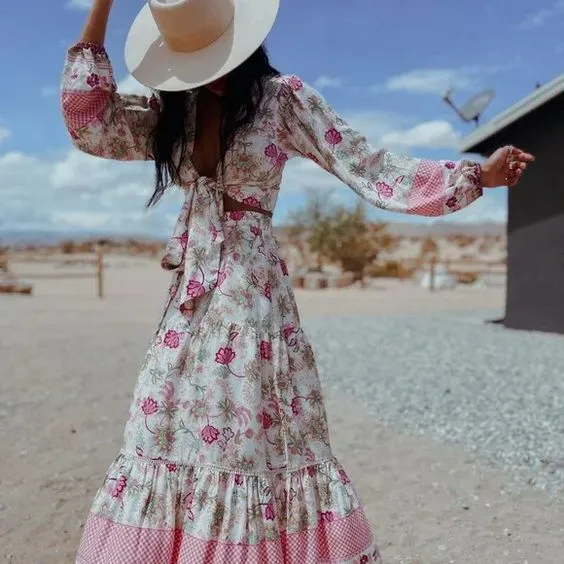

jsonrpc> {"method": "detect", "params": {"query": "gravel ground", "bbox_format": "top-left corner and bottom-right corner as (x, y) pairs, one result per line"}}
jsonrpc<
(306, 310), (564, 496)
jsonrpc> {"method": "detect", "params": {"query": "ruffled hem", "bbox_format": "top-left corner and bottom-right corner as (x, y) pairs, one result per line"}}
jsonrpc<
(78, 453), (380, 563)
(77, 512), (381, 563)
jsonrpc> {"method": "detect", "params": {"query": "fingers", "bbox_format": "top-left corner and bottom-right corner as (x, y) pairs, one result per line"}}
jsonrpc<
(507, 168), (522, 187)
(515, 150), (535, 162)
(507, 145), (535, 162)
(503, 145), (533, 187)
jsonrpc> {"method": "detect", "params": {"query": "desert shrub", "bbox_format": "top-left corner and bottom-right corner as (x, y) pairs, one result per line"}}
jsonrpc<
(455, 271), (480, 284)
(61, 240), (76, 254)
(288, 193), (393, 285)
(365, 260), (414, 280)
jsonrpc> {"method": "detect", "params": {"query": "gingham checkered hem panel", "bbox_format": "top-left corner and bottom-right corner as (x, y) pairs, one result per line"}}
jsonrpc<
(76, 509), (381, 563)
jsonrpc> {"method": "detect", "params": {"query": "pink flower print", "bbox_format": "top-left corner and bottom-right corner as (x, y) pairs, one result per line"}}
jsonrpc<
(279, 259), (289, 276)
(179, 231), (189, 250)
(445, 196), (459, 209)
(287, 76), (303, 91)
(264, 143), (278, 159)
(260, 341), (273, 360)
(276, 151), (288, 167)
(135, 446), (144, 457)
(338, 469), (350, 484)
(307, 465), (316, 478)
(251, 225), (262, 237)
(319, 510), (334, 523)
(142, 397), (159, 416)
(324, 128), (343, 147)
(264, 144), (288, 168)
(245, 428), (254, 439)
(201, 425), (220, 444)
(229, 211), (245, 221)
(222, 427), (234, 441)
(163, 329), (181, 349)
(360, 556), (369, 564)
(264, 283), (272, 301)
(86, 73), (100, 89)
(166, 463), (177, 472)
(444, 161), (456, 169)
(264, 499), (276, 521)
(259, 411), (273, 430)
(234, 474), (244, 486)
(111, 475), (127, 499)
(186, 279), (205, 298)
(291, 397), (301, 416)
(375, 181), (394, 199)
(243, 196), (261, 208)
(283, 325), (295, 340)
(215, 347), (236, 365)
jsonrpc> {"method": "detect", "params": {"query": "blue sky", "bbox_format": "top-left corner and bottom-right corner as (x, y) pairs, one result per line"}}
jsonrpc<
(1, 0), (563, 237)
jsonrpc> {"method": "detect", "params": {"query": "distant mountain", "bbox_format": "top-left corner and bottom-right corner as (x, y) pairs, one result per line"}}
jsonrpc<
(384, 221), (506, 237)
(0, 230), (167, 246)
(0, 221), (506, 247)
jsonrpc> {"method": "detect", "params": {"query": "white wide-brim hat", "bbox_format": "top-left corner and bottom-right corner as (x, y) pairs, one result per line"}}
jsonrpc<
(125, 0), (280, 92)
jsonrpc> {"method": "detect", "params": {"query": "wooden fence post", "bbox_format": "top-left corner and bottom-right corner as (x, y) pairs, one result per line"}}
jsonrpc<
(429, 257), (436, 292)
(96, 250), (104, 299)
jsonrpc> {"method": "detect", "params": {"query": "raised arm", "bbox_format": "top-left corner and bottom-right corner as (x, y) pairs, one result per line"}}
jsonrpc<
(61, 0), (159, 161)
(276, 76), (532, 216)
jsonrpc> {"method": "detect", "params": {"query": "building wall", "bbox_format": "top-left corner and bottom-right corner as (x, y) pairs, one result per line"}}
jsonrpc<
(472, 95), (564, 334)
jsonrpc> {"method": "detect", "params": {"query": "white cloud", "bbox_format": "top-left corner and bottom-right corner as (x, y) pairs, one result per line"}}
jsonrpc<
(0, 126), (11, 144)
(313, 76), (343, 90)
(380, 120), (459, 150)
(66, 0), (92, 10)
(517, 1), (564, 29)
(378, 68), (479, 95)
(0, 147), (182, 235)
(378, 57), (523, 97)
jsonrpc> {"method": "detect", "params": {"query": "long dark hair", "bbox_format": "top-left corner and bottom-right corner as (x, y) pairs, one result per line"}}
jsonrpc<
(147, 45), (279, 207)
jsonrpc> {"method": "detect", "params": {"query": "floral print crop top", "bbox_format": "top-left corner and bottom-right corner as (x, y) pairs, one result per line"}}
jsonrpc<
(61, 42), (483, 218)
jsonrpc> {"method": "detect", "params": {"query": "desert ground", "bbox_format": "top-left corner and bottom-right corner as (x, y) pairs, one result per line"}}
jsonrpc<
(1, 256), (563, 563)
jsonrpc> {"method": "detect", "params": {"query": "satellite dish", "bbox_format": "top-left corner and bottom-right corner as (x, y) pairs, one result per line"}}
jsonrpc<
(442, 88), (495, 127)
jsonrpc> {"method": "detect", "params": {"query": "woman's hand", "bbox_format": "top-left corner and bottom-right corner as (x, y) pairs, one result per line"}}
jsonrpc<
(481, 145), (535, 188)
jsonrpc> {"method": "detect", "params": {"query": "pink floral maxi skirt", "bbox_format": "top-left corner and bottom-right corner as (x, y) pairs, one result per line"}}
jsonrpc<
(76, 212), (381, 563)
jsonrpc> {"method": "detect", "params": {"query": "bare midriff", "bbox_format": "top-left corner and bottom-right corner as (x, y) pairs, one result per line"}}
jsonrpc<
(223, 194), (272, 217)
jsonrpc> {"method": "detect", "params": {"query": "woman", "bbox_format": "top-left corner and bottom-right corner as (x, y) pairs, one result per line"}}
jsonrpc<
(62, 0), (533, 562)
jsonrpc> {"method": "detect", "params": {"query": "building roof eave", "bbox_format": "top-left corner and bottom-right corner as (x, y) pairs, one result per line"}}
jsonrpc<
(459, 74), (564, 155)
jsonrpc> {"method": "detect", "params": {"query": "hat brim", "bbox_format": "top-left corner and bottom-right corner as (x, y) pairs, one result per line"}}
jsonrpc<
(124, 0), (280, 92)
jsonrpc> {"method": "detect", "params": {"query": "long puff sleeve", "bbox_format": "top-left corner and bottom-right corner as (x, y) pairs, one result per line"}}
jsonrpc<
(277, 75), (483, 216)
(61, 43), (159, 161)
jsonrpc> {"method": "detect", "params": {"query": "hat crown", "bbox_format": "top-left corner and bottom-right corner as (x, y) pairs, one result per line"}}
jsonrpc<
(149, 0), (235, 53)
